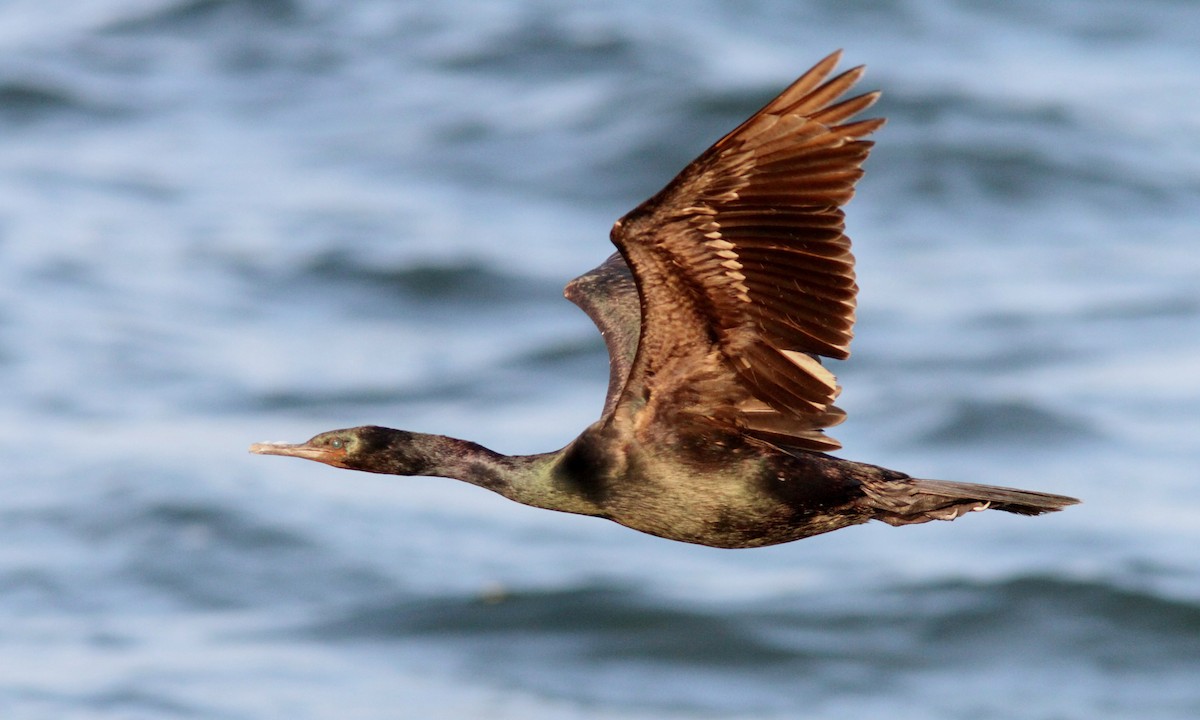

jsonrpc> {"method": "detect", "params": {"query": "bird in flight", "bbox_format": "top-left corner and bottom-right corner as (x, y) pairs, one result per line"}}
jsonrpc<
(251, 51), (1079, 548)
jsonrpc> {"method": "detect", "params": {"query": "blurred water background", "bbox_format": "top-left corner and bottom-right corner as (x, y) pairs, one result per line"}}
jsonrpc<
(1, 1), (1198, 718)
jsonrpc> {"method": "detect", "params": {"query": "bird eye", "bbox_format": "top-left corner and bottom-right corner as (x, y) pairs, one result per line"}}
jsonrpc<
(331, 438), (344, 449)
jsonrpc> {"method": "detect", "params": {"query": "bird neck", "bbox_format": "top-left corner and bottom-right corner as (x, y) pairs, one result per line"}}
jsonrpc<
(362, 428), (603, 517)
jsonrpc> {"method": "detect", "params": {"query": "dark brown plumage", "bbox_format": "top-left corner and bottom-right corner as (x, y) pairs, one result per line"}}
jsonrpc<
(251, 52), (1079, 548)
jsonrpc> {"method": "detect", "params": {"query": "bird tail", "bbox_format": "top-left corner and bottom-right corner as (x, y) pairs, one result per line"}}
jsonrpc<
(867, 477), (1080, 526)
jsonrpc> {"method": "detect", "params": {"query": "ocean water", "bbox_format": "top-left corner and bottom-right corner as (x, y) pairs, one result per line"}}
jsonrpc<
(2, 1), (1198, 718)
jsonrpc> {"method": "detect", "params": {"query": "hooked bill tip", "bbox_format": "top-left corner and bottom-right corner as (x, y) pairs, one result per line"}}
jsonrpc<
(249, 441), (292, 455)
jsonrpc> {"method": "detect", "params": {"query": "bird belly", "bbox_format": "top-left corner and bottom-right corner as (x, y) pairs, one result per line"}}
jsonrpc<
(599, 453), (867, 549)
(551, 422), (870, 548)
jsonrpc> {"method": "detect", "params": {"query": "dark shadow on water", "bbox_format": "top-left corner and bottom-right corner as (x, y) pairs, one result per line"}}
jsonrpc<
(284, 574), (1200, 713)
(920, 398), (1099, 446)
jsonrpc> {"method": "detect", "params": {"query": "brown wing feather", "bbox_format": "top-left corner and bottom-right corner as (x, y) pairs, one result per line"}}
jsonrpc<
(610, 50), (883, 450)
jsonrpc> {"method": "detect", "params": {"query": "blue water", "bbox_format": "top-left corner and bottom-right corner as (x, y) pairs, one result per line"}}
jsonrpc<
(2, 1), (1198, 718)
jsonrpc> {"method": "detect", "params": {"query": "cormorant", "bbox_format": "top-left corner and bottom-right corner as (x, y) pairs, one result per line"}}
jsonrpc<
(251, 52), (1078, 548)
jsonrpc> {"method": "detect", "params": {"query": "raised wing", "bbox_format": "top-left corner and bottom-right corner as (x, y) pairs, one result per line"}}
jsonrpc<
(564, 253), (641, 419)
(610, 51), (883, 450)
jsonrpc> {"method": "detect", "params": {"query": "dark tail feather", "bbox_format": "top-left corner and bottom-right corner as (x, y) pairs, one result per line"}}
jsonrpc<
(868, 478), (1080, 526)
(914, 479), (1080, 515)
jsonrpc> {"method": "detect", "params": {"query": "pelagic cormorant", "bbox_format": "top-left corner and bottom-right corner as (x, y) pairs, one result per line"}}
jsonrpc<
(251, 52), (1079, 548)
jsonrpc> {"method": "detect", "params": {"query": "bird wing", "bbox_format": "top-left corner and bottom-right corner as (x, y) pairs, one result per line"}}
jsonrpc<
(564, 252), (642, 419)
(610, 51), (883, 451)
